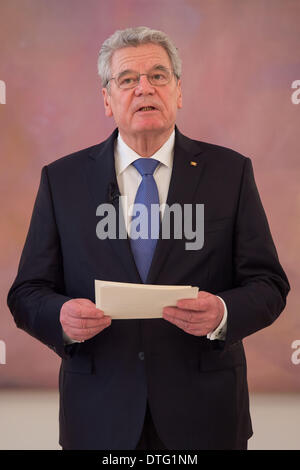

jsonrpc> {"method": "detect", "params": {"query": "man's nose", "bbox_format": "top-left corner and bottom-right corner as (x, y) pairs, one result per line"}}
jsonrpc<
(134, 74), (155, 95)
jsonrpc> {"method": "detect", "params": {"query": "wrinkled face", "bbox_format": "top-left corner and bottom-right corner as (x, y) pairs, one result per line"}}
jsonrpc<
(102, 43), (182, 140)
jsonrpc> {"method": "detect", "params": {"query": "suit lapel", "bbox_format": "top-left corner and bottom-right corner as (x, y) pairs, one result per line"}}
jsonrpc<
(146, 128), (206, 284)
(86, 129), (141, 283)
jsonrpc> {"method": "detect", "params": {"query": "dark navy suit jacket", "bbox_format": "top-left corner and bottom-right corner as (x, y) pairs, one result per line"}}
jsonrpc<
(7, 128), (290, 449)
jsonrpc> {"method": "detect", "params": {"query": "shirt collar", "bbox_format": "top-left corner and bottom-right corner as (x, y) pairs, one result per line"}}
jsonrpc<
(115, 129), (175, 176)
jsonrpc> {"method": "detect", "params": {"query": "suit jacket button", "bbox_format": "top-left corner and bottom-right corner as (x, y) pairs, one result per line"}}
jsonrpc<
(138, 352), (145, 361)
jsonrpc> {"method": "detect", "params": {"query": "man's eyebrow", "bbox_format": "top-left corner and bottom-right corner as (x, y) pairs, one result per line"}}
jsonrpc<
(117, 69), (135, 77)
(150, 64), (170, 71)
(116, 64), (170, 77)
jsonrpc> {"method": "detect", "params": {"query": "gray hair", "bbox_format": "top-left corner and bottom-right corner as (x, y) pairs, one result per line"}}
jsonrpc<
(98, 26), (182, 89)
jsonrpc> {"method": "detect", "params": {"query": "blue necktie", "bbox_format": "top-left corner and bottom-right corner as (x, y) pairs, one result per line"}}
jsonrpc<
(130, 158), (160, 283)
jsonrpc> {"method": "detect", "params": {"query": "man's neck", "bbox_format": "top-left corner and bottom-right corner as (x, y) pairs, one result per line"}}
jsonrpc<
(118, 128), (175, 157)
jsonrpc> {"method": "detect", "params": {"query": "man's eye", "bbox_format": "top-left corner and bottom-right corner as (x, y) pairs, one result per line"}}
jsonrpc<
(121, 77), (133, 84)
(119, 76), (136, 85)
(152, 73), (165, 81)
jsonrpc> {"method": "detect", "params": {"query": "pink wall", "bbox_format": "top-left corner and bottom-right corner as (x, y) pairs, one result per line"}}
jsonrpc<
(1, 0), (299, 391)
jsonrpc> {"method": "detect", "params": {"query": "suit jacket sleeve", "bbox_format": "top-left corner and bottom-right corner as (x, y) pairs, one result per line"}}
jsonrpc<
(7, 166), (72, 358)
(217, 157), (290, 347)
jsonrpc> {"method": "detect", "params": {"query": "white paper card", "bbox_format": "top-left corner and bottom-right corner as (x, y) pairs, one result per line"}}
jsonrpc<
(95, 280), (199, 319)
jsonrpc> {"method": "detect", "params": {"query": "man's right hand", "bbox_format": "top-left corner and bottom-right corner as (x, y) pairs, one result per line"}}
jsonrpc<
(60, 298), (111, 342)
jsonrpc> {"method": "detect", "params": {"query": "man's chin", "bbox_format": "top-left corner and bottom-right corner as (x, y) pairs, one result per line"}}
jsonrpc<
(132, 122), (166, 134)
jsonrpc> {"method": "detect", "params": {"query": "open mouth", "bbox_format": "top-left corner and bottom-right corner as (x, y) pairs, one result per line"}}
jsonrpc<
(137, 106), (157, 112)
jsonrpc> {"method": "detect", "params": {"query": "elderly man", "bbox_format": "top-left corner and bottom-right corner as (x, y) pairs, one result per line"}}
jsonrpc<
(7, 26), (289, 450)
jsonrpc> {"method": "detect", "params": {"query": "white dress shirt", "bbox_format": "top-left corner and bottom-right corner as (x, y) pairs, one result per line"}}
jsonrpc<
(114, 130), (227, 341)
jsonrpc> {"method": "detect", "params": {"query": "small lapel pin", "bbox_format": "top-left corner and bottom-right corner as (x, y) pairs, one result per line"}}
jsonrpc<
(190, 161), (197, 167)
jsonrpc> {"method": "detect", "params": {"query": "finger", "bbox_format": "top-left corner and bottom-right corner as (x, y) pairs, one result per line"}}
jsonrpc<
(163, 312), (208, 336)
(163, 306), (204, 323)
(66, 320), (111, 341)
(176, 291), (211, 311)
(65, 315), (111, 330)
(68, 304), (105, 319)
(62, 299), (105, 318)
(176, 298), (209, 311)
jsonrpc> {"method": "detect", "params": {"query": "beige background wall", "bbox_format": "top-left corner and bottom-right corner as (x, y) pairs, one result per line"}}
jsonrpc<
(0, 0), (299, 393)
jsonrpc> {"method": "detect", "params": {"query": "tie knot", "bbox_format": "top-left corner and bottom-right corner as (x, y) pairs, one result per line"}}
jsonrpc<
(132, 158), (160, 176)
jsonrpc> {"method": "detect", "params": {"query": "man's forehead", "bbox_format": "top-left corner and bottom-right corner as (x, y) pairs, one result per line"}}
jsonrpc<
(110, 43), (171, 73)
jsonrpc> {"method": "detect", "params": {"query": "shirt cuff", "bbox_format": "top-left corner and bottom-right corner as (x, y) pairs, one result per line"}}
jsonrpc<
(206, 296), (227, 341)
(62, 330), (80, 345)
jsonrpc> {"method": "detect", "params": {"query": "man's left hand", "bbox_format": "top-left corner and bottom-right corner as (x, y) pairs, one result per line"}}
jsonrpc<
(162, 291), (224, 336)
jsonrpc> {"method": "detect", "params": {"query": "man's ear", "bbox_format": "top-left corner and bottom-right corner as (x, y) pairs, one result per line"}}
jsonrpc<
(177, 79), (183, 109)
(102, 87), (113, 117)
